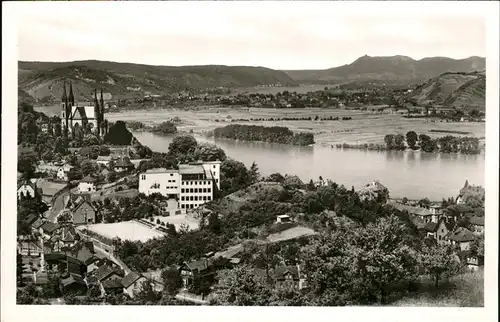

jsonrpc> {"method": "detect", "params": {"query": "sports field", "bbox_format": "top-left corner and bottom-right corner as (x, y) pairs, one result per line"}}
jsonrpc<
(86, 221), (165, 242)
(153, 214), (200, 231)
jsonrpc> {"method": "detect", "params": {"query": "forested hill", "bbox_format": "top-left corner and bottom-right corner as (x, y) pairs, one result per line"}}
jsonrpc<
(18, 60), (298, 103)
(283, 55), (485, 85)
(405, 71), (486, 111)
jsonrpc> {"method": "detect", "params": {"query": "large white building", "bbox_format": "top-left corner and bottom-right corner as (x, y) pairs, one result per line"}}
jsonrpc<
(139, 161), (221, 212)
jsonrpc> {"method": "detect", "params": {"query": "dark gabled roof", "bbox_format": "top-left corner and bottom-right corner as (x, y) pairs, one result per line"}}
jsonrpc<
(121, 272), (142, 288)
(102, 278), (124, 289)
(80, 176), (96, 183)
(61, 273), (86, 287)
(84, 256), (100, 266)
(114, 157), (134, 168)
(448, 227), (476, 242)
(469, 216), (485, 226)
(41, 222), (60, 234)
(22, 214), (39, 226)
(95, 265), (123, 282)
(183, 258), (214, 272)
(86, 275), (99, 285)
(423, 222), (438, 233)
(44, 252), (66, 262)
(32, 218), (45, 229)
(274, 266), (300, 280)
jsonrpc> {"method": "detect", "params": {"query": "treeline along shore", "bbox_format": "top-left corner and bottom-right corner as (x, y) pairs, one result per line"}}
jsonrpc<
(336, 131), (482, 155)
(211, 124), (315, 146)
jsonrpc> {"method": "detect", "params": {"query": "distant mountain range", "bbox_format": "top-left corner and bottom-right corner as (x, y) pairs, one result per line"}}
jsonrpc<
(283, 55), (485, 84)
(18, 55), (485, 104)
(405, 71), (486, 110)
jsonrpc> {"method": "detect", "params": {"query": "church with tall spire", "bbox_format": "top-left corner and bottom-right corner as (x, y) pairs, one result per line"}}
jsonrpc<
(60, 81), (107, 136)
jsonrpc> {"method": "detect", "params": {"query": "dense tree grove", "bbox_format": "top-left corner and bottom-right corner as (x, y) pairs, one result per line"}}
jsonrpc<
(104, 121), (134, 145)
(151, 121), (178, 135)
(213, 124), (315, 146)
(382, 131), (480, 154)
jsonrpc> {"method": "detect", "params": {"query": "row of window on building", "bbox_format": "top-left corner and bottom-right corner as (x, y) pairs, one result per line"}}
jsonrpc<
(182, 180), (212, 186)
(181, 204), (202, 209)
(181, 195), (211, 202)
(181, 188), (212, 194)
(150, 183), (177, 190)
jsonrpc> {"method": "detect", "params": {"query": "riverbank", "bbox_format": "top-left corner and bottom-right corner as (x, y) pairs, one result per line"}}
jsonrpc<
(35, 106), (485, 147)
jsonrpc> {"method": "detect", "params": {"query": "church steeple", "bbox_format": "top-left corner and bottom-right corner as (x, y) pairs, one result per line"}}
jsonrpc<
(68, 82), (75, 106)
(99, 89), (105, 120)
(94, 89), (101, 136)
(61, 81), (67, 102)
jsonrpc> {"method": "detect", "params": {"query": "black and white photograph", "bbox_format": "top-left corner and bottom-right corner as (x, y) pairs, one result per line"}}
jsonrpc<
(1, 1), (498, 321)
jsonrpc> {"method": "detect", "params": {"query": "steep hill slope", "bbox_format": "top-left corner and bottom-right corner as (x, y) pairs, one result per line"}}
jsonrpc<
(18, 60), (298, 103)
(284, 55), (485, 84)
(405, 71), (485, 110)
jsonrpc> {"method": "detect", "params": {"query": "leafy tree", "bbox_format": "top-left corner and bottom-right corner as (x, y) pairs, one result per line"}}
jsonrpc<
(266, 173), (285, 183)
(194, 143), (227, 162)
(283, 175), (303, 190)
(104, 121), (134, 145)
(406, 131), (418, 149)
(420, 245), (461, 289)
(219, 159), (250, 195)
(80, 160), (98, 177)
(136, 280), (161, 303)
(82, 134), (100, 147)
(384, 134), (395, 149)
(57, 212), (73, 224)
(394, 134), (405, 150)
(248, 162), (260, 184)
(161, 267), (183, 296)
(18, 149), (38, 178)
(211, 265), (272, 306)
(168, 135), (198, 157)
(152, 121), (178, 135)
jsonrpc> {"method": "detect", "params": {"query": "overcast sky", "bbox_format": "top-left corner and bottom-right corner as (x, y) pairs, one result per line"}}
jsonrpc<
(16, 1), (486, 70)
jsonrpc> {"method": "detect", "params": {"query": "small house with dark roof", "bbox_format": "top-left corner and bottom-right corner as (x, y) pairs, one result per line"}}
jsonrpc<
(57, 164), (74, 181)
(274, 265), (302, 289)
(79, 176), (97, 193)
(357, 180), (389, 202)
(39, 222), (60, 239)
(94, 265), (124, 283)
(17, 238), (43, 256)
(422, 218), (454, 246)
(469, 216), (484, 234)
(179, 258), (216, 290)
(60, 273), (87, 295)
(121, 272), (148, 298)
(62, 193), (97, 225)
(447, 227), (476, 251)
(113, 157), (135, 173)
(101, 278), (124, 296)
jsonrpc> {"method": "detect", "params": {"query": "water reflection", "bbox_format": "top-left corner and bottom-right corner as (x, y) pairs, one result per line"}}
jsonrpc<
(132, 131), (485, 200)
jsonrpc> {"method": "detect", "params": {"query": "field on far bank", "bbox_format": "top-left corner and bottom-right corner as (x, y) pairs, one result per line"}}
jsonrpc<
(85, 221), (165, 242)
(104, 107), (485, 146)
(231, 84), (332, 95)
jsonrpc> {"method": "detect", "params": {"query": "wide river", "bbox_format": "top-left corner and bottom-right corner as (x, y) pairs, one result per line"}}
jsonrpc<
(131, 131), (485, 200)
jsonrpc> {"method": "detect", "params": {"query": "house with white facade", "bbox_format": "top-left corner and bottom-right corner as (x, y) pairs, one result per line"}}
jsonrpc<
(78, 176), (97, 193)
(57, 164), (74, 181)
(138, 160), (221, 213)
(17, 181), (40, 200)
